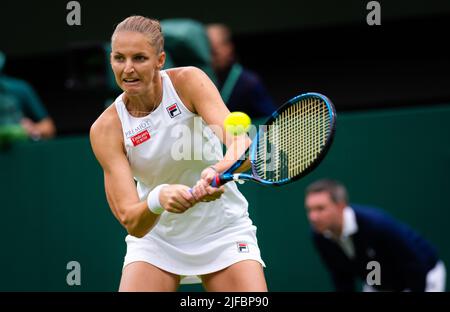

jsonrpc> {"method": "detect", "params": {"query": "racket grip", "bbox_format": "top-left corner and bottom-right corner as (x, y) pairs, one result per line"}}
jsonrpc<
(210, 174), (223, 187)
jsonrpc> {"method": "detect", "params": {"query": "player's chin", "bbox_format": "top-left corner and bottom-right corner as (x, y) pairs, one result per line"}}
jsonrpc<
(123, 87), (142, 95)
(122, 83), (143, 93)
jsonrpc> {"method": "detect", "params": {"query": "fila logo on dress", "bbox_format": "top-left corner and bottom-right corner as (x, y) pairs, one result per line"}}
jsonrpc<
(167, 103), (181, 118)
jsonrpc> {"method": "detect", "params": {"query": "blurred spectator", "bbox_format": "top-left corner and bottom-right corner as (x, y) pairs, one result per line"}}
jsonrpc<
(161, 19), (216, 80)
(304, 179), (446, 292)
(0, 50), (56, 143)
(207, 24), (276, 118)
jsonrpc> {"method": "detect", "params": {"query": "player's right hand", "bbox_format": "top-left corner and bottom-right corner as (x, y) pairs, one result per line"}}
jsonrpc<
(159, 184), (197, 213)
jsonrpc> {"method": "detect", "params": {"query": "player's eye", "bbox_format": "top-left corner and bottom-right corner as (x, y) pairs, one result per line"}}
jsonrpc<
(113, 55), (124, 61)
(134, 55), (147, 62)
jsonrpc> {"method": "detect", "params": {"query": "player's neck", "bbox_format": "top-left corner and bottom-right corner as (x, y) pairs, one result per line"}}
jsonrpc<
(124, 77), (163, 117)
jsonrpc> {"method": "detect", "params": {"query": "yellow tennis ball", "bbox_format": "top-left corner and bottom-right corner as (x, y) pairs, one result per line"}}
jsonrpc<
(224, 112), (252, 136)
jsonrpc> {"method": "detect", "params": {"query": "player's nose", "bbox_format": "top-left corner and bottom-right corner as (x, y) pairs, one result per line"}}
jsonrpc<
(124, 60), (135, 73)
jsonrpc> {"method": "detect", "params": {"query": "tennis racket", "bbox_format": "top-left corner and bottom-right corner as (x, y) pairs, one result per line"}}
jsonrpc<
(211, 92), (336, 187)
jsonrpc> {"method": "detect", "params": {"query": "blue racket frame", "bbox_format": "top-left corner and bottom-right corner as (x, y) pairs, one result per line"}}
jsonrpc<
(211, 92), (337, 187)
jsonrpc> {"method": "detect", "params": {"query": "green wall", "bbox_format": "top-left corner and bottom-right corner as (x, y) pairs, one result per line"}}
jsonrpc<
(0, 104), (449, 291)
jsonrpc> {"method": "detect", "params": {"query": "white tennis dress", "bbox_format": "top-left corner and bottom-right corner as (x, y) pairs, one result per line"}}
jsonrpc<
(115, 70), (265, 284)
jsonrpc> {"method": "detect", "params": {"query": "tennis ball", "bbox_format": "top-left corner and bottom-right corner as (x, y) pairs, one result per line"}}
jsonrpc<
(224, 112), (252, 136)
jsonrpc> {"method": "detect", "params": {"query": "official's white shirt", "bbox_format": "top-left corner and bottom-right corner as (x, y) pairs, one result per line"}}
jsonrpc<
(324, 206), (358, 259)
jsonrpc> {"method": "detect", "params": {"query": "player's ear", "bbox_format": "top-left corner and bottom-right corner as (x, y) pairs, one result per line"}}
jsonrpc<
(157, 51), (166, 69)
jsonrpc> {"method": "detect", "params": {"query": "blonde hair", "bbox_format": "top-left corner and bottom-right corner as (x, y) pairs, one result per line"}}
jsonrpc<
(112, 15), (164, 54)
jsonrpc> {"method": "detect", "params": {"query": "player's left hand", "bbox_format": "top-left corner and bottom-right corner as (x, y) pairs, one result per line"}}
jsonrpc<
(191, 166), (225, 203)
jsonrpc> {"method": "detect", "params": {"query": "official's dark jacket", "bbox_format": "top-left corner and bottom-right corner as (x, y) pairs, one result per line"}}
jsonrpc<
(312, 205), (439, 291)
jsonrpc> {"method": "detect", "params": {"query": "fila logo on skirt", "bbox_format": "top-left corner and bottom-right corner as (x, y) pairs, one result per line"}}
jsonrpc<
(237, 242), (249, 253)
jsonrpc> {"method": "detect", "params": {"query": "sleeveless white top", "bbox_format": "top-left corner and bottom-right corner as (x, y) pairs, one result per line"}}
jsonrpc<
(114, 70), (249, 244)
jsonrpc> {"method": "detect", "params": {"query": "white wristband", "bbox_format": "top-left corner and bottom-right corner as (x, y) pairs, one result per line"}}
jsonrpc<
(147, 184), (168, 215)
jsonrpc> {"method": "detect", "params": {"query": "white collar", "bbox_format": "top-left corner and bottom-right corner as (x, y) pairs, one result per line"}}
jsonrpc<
(323, 206), (358, 240)
(341, 206), (358, 238)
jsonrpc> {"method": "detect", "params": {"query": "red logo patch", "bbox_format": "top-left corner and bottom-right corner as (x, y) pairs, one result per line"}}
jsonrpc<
(131, 130), (151, 146)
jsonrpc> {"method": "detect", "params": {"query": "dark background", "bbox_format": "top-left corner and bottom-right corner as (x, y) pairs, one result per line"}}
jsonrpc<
(1, 0), (450, 135)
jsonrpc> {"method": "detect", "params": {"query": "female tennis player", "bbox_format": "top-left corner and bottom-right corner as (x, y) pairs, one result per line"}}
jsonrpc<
(90, 16), (267, 291)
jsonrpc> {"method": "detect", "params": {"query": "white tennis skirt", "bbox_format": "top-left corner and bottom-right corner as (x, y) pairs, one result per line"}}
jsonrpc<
(123, 215), (266, 284)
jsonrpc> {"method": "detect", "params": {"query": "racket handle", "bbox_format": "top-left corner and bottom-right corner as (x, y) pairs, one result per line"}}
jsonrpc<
(210, 174), (222, 187)
(189, 175), (223, 194)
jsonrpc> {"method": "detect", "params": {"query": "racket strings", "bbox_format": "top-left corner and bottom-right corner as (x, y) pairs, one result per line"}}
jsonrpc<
(254, 97), (331, 182)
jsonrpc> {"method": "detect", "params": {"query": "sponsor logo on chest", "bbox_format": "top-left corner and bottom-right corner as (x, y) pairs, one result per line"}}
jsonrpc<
(130, 130), (151, 146)
(124, 119), (152, 146)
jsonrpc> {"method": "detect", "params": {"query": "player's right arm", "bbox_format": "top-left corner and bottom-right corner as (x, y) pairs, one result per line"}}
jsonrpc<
(89, 107), (196, 238)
